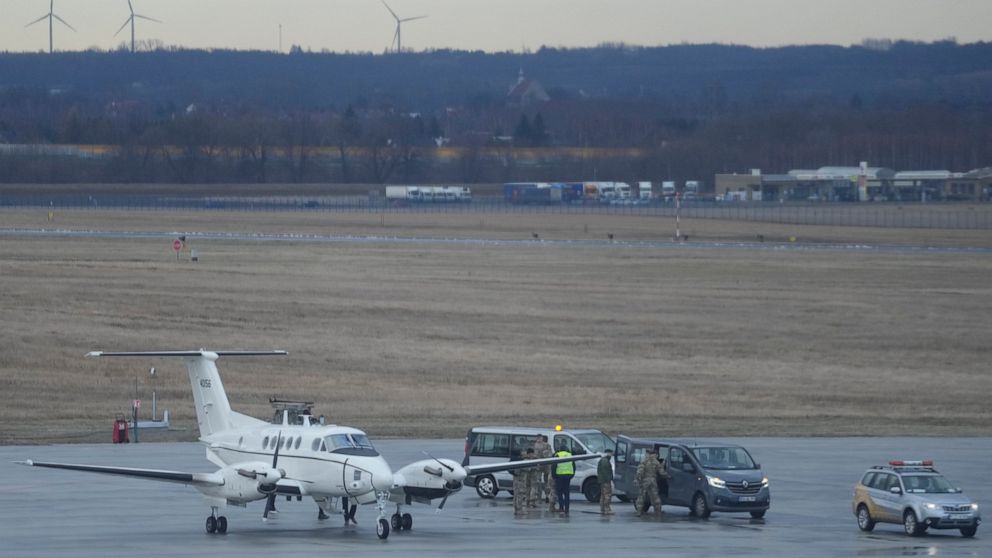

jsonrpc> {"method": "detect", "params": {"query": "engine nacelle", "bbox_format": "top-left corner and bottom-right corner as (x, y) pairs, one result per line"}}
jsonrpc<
(394, 458), (466, 502)
(196, 462), (278, 505)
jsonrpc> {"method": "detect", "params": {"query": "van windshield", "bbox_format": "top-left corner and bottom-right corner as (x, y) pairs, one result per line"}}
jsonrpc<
(691, 447), (756, 470)
(574, 432), (615, 454)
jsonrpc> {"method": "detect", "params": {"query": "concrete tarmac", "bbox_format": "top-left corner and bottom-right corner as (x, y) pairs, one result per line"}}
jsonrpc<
(3, 438), (989, 557)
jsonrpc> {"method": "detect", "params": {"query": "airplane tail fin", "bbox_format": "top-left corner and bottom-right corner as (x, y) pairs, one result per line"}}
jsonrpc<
(87, 350), (286, 439)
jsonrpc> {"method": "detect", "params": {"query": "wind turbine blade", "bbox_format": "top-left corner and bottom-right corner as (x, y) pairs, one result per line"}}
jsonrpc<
(402, 15), (428, 22)
(134, 15), (162, 24)
(128, 0), (134, 14)
(52, 14), (76, 32)
(380, 0), (399, 21)
(114, 17), (132, 37)
(392, 27), (399, 50)
(25, 14), (50, 28)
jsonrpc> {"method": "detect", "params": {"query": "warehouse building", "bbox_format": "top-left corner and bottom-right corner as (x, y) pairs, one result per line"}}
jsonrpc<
(716, 163), (989, 202)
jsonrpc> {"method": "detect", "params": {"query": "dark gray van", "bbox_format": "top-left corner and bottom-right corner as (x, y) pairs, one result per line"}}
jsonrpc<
(613, 435), (770, 518)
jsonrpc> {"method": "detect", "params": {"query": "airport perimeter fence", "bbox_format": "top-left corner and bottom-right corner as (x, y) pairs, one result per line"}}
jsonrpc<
(3, 195), (991, 230)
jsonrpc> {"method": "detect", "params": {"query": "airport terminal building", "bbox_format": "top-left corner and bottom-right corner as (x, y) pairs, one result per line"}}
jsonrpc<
(716, 164), (992, 202)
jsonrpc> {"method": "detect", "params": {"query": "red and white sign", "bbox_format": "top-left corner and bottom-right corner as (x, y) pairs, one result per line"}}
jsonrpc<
(132, 399), (141, 408)
(173, 239), (182, 252)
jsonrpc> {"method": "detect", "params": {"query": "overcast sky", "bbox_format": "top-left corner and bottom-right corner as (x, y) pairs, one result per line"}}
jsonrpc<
(2, 0), (990, 54)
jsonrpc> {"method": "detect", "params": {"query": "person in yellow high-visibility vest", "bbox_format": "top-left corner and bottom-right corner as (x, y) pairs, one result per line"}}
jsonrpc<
(552, 447), (575, 516)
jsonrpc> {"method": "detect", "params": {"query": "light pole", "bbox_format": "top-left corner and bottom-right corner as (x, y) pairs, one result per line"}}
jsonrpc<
(150, 367), (157, 421)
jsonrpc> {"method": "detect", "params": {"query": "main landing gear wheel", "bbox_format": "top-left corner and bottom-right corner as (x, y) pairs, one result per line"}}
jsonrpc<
(401, 513), (413, 531)
(377, 518), (390, 540)
(205, 514), (228, 534)
(391, 513), (401, 531)
(476, 475), (498, 498)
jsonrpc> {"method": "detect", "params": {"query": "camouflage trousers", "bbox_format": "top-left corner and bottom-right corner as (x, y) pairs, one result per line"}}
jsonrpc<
(513, 477), (530, 514)
(599, 480), (614, 514)
(530, 474), (549, 505)
(636, 479), (661, 513)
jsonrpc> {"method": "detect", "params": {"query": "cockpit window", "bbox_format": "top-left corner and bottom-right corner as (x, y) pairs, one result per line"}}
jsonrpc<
(323, 433), (379, 456)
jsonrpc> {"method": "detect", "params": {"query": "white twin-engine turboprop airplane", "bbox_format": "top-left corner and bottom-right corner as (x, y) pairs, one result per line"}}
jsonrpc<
(21, 350), (597, 540)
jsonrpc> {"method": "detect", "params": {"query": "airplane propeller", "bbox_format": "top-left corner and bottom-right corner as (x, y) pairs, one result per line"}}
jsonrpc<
(262, 431), (284, 520)
(422, 451), (455, 473)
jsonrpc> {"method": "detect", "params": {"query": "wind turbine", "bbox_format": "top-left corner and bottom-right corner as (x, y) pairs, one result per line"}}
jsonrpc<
(380, 0), (427, 53)
(25, 0), (75, 54)
(115, 0), (162, 53)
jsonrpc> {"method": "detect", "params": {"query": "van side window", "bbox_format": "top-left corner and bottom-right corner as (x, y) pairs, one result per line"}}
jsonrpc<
(655, 446), (670, 463)
(670, 447), (689, 471)
(616, 441), (628, 463)
(472, 433), (510, 458)
(552, 435), (585, 455)
(510, 435), (537, 460)
(631, 447), (645, 465)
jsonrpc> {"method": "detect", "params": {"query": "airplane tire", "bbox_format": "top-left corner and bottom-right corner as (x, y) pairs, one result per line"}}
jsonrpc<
(205, 516), (217, 534)
(401, 513), (413, 531)
(391, 513), (401, 530)
(377, 518), (390, 539)
(217, 516), (228, 534)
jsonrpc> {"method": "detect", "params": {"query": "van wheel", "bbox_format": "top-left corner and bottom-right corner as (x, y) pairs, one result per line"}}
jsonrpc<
(616, 494), (630, 503)
(750, 510), (766, 519)
(856, 505), (875, 532)
(691, 492), (711, 519)
(475, 475), (498, 498)
(903, 510), (925, 536)
(583, 478), (601, 503)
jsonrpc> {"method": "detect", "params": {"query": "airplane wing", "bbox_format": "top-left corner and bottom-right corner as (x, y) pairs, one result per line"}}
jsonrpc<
(464, 453), (600, 476)
(18, 460), (224, 487)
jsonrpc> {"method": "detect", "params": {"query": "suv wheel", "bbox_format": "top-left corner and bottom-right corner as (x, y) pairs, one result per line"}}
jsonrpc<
(903, 510), (925, 536)
(960, 526), (977, 538)
(750, 510), (766, 519)
(856, 505), (875, 532)
(691, 492), (711, 519)
(475, 475), (498, 499)
(582, 478), (601, 503)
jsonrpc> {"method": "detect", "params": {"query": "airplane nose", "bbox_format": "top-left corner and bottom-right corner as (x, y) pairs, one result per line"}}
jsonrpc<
(370, 459), (394, 491)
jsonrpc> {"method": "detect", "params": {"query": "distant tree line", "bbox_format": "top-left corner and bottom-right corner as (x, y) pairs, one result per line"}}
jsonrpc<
(1, 41), (991, 184)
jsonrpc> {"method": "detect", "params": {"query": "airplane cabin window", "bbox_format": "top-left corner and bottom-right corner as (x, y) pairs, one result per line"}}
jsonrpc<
(294, 437), (301, 450)
(263, 436), (269, 448)
(311, 438), (320, 451)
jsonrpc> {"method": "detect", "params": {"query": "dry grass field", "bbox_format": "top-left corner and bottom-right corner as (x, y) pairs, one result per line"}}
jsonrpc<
(2, 207), (991, 443)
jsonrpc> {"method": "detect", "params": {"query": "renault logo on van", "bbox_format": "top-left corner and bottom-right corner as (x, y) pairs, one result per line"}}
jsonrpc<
(742, 480), (749, 488)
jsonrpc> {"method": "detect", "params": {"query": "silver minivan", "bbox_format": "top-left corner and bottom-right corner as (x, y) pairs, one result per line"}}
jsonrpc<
(462, 426), (614, 502)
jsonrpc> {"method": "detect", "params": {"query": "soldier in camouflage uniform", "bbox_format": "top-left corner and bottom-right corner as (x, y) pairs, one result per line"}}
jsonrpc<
(635, 448), (666, 518)
(532, 435), (553, 508)
(524, 448), (541, 508)
(512, 449), (535, 516)
(597, 448), (615, 515)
